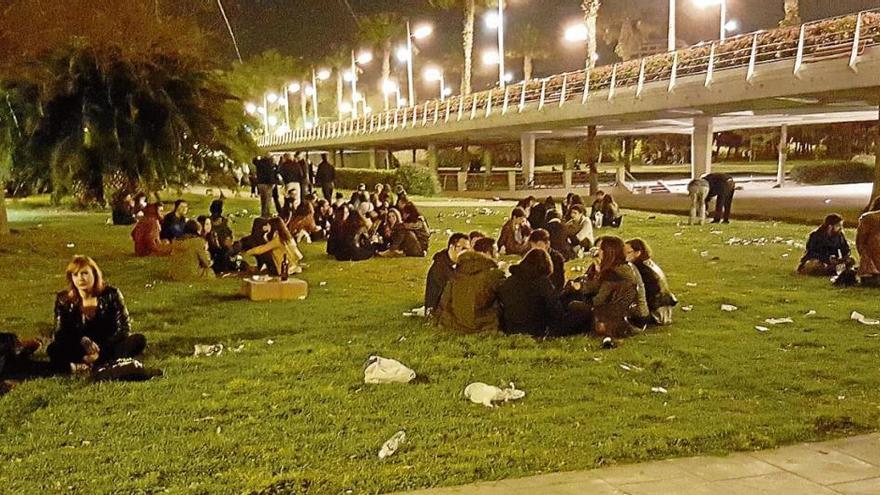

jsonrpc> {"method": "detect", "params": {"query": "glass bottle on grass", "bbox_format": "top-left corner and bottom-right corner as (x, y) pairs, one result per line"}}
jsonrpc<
(280, 254), (289, 282)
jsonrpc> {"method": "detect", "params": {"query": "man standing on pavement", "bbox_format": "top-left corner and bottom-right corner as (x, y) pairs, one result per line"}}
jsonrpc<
(255, 154), (279, 218)
(703, 173), (736, 224)
(315, 153), (336, 201)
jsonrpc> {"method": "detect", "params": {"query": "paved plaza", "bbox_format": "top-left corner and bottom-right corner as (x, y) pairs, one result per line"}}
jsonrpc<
(389, 434), (880, 495)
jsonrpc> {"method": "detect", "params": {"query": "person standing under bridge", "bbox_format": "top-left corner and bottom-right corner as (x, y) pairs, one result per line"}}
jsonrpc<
(703, 173), (736, 224)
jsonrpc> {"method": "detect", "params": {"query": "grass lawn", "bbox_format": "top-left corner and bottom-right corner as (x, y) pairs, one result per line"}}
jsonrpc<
(1, 193), (879, 495)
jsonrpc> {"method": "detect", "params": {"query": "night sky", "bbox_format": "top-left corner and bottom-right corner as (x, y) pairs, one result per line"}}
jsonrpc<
(223, 0), (880, 94)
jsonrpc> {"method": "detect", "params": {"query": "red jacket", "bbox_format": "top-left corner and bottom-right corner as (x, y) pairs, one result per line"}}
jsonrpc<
(131, 216), (171, 257)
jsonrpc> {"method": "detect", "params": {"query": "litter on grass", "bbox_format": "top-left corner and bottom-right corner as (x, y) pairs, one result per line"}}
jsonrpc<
(804, 310), (817, 317)
(756, 326), (770, 333)
(686, 282), (698, 287)
(464, 382), (526, 408)
(721, 304), (738, 312)
(402, 306), (426, 318)
(364, 356), (416, 384)
(681, 305), (693, 312)
(378, 430), (406, 459)
(651, 386), (668, 394)
(193, 344), (224, 357)
(765, 318), (794, 325)
(851, 312), (880, 326)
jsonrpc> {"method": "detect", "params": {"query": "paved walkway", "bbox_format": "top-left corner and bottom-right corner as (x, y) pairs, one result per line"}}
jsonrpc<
(388, 434), (880, 495)
(453, 182), (876, 226)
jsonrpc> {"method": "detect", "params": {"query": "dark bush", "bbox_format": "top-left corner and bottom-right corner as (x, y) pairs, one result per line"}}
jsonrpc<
(790, 160), (875, 185)
(395, 164), (440, 196)
(334, 169), (396, 190)
(334, 165), (439, 196)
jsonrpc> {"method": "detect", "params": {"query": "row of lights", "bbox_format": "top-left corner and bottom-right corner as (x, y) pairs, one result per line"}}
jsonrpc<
(250, 0), (741, 134)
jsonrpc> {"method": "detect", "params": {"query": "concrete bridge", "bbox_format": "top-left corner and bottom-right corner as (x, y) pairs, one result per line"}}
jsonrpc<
(259, 10), (880, 186)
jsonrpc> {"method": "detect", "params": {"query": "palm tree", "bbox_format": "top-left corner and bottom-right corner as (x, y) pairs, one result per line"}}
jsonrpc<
(507, 22), (549, 81)
(780, 0), (801, 27)
(582, 0), (602, 69)
(323, 47), (352, 119)
(357, 12), (405, 103)
(429, 0), (493, 96)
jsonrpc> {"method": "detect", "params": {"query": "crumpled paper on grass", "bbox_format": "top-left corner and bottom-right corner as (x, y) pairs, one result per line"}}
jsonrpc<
(193, 344), (224, 357)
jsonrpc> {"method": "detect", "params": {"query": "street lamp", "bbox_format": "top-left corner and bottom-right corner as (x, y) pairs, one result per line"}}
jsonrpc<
(424, 66), (446, 101)
(244, 102), (257, 114)
(693, 0), (733, 41)
(563, 22), (599, 68)
(483, 0), (507, 87)
(382, 80), (402, 109)
(310, 68), (330, 124)
(399, 21), (433, 108)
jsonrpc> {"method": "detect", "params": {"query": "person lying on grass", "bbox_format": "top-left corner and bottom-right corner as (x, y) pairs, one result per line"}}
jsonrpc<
(48, 256), (147, 374)
(797, 213), (854, 277)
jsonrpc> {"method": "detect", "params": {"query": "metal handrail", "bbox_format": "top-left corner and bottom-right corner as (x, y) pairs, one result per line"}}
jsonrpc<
(259, 9), (880, 148)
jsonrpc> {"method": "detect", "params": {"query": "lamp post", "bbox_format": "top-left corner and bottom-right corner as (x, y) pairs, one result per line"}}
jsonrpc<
(399, 22), (433, 108)
(693, 0), (734, 41)
(424, 67), (446, 101)
(310, 68), (331, 125)
(484, 0), (506, 87)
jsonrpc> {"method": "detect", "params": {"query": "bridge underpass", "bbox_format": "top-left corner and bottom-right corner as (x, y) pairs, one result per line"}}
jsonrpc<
(259, 10), (880, 196)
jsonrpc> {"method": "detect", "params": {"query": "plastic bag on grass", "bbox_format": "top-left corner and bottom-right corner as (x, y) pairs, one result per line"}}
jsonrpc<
(364, 356), (416, 384)
(464, 382), (526, 408)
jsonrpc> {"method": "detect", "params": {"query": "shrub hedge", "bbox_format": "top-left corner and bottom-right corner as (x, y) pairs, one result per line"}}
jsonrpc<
(790, 160), (875, 185)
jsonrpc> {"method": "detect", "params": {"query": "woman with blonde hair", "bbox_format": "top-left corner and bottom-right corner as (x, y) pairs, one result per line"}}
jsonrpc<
(48, 256), (146, 373)
(245, 217), (303, 276)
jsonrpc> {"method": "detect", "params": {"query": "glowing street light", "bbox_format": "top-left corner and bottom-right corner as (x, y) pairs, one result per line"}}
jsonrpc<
(267, 115), (278, 127)
(693, 0), (729, 41)
(484, 11), (501, 29)
(382, 80), (401, 109)
(339, 101), (353, 114)
(724, 19), (739, 33)
(402, 21), (434, 108)
(564, 23), (589, 42)
(356, 51), (373, 65)
(288, 82), (301, 93)
(424, 66), (446, 101)
(349, 50), (373, 118)
(266, 93), (279, 104)
(316, 68), (331, 81)
(503, 72), (514, 83)
(245, 102), (257, 114)
(482, 50), (501, 66)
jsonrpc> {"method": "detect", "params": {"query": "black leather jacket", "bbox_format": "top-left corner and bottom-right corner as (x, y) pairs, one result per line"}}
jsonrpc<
(53, 286), (131, 349)
(633, 260), (677, 311)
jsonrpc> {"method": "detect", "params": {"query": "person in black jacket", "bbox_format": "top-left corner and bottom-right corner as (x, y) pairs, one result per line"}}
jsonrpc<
(160, 199), (189, 240)
(315, 153), (336, 200)
(424, 233), (470, 314)
(545, 209), (577, 261)
(625, 238), (677, 326)
(498, 249), (565, 337)
(335, 210), (375, 261)
(527, 198), (548, 231)
(703, 173), (736, 223)
(255, 155), (279, 217)
(47, 256), (146, 373)
(798, 213), (853, 276)
(527, 229), (566, 293)
(239, 218), (273, 273)
(111, 191), (136, 225)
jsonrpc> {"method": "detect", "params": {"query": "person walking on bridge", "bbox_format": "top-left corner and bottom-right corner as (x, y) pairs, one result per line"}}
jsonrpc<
(703, 173), (736, 224)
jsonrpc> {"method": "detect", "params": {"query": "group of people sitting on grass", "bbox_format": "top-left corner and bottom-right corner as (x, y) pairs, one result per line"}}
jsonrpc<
(797, 197), (880, 287)
(423, 194), (672, 339)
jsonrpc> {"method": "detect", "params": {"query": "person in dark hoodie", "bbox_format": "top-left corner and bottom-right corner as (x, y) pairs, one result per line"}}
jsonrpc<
(424, 233), (470, 315)
(335, 209), (375, 262)
(797, 213), (853, 276)
(160, 199), (189, 240)
(527, 229), (566, 293)
(498, 248), (565, 337)
(436, 237), (505, 333)
(545, 209), (577, 261)
(238, 218), (273, 273)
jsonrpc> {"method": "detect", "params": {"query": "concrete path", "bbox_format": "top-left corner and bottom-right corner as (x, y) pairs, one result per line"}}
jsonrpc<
(452, 182), (876, 226)
(388, 434), (880, 495)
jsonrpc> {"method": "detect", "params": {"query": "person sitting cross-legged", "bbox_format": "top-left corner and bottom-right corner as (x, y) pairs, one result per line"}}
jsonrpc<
(497, 207), (532, 256)
(245, 217), (303, 276)
(424, 233), (470, 315)
(131, 203), (172, 257)
(436, 237), (505, 333)
(48, 256), (147, 374)
(498, 248), (566, 337)
(167, 220), (214, 281)
(334, 209), (375, 262)
(625, 238), (677, 326)
(798, 213), (854, 276)
(565, 204), (594, 253)
(378, 203), (431, 258)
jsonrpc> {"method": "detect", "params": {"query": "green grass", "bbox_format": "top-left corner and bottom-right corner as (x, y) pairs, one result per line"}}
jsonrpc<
(1, 193), (879, 495)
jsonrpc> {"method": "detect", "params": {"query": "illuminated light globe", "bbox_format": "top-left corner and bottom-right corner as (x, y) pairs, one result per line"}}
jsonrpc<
(565, 23), (589, 42)
(245, 103), (257, 114)
(343, 71), (355, 82)
(267, 115), (278, 126)
(413, 24), (433, 39)
(356, 51), (373, 65)
(266, 93), (279, 104)
(316, 69), (331, 80)
(484, 11), (501, 29)
(396, 47), (410, 63)
(288, 82), (301, 93)
(724, 20), (739, 32)
(339, 102), (353, 114)
(482, 51), (500, 66)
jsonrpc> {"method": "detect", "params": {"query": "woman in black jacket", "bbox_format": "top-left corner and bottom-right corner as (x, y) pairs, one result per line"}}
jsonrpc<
(498, 249), (566, 337)
(625, 238), (677, 326)
(335, 210), (375, 261)
(48, 256), (146, 373)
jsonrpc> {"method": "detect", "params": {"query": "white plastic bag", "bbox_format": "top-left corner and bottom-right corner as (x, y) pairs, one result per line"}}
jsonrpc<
(378, 430), (406, 459)
(464, 382), (526, 408)
(364, 356), (416, 384)
(193, 344), (224, 357)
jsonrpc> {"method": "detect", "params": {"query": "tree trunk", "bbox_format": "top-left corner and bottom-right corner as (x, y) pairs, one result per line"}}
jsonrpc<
(0, 182), (9, 237)
(587, 125), (599, 195)
(583, 1), (601, 69)
(382, 39), (392, 89)
(622, 136), (634, 173)
(781, 0), (801, 27)
(523, 55), (533, 81)
(461, 0), (475, 95)
(873, 105), (880, 206)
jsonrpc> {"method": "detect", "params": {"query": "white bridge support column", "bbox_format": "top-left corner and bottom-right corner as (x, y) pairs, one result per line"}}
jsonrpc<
(691, 116), (714, 179)
(777, 124), (788, 187)
(520, 133), (536, 187)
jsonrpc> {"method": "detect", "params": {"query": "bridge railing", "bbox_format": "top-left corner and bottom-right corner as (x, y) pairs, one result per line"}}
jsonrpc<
(259, 9), (880, 149)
